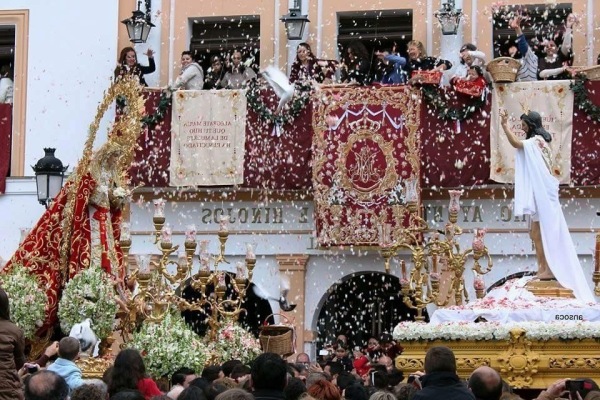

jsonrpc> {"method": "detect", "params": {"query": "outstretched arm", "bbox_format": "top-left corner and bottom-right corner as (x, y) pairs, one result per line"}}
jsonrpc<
(500, 109), (524, 149)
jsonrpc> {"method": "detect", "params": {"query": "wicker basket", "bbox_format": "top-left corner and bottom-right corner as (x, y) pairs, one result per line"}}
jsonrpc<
(259, 314), (295, 357)
(570, 65), (600, 81)
(486, 57), (521, 83)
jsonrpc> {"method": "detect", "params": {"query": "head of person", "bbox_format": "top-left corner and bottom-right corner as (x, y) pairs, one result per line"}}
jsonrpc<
(468, 366), (503, 400)
(334, 345), (348, 359)
(543, 39), (558, 56)
(181, 51), (194, 69)
(342, 383), (368, 400)
(109, 348), (147, 396)
(231, 50), (243, 67)
(70, 383), (106, 400)
(370, 366), (389, 390)
(336, 371), (356, 391)
(368, 391), (396, 400)
(346, 41), (369, 61)
(251, 352), (288, 391)
(394, 383), (418, 400)
(376, 355), (393, 372)
(520, 111), (552, 142)
(407, 40), (426, 60)
(307, 379), (342, 400)
(119, 47), (138, 67)
(468, 65), (484, 79)
(296, 43), (314, 64)
(367, 337), (379, 350)
(507, 44), (520, 59)
(205, 382), (228, 400)
(284, 377), (308, 400)
(172, 367), (197, 388)
(211, 55), (224, 73)
(230, 364), (251, 382)
(58, 336), (80, 361)
(202, 365), (224, 383)
(221, 360), (242, 378)
(215, 388), (256, 400)
(296, 352), (310, 365)
(423, 346), (457, 374)
(460, 43), (477, 65)
(0, 65), (11, 78)
(24, 370), (69, 400)
(0, 287), (10, 321)
(306, 372), (330, 388)
(110, 389), (146, 400)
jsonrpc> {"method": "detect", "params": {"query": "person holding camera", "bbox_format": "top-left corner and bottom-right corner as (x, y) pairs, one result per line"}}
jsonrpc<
(535, 378), (599, 400)
(0, 287), (25, 400)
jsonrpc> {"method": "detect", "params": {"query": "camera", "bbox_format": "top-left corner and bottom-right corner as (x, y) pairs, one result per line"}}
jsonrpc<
(25, 364), (39, 374)
(318, 349), (330, 356)
(566, 379), (588, 397)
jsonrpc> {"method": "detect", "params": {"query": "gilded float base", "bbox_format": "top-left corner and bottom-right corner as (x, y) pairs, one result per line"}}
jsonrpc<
(76, 357), (113, 379)
(395, 328), (600, 389)
(525, 279), (575, 299)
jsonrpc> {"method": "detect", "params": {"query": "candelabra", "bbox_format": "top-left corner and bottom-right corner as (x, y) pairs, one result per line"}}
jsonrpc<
(117, 198), (257, 342)
(379, 189), (493, 321)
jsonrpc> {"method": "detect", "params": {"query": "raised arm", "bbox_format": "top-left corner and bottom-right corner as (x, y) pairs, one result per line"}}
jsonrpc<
(500, 109), (523, 149)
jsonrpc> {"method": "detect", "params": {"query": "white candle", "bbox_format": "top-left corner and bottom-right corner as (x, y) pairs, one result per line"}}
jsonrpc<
(245, 242), (256, 260)
(185, 224), (197, 242)
(161, 225), (172, 244)
(121, 222), (131, 241)
(153, 198), (166, 218)
(236, 261), (247, 279)
(136, 255), (151, 273)
(218, 273), (226, 288)
(219, 215), (230, 233)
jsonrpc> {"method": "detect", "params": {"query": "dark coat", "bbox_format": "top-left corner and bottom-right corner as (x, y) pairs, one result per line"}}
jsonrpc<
(253, 389), (286, 400)
(114, 57), (156, 87)
(0, 319), (25, 400)
(412, 371), (475, 400)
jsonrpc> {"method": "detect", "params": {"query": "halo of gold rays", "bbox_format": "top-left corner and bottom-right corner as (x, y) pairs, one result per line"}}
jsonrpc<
(58, 77), (145, 276)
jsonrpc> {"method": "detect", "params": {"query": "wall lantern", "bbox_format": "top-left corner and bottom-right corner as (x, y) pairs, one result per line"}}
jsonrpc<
(32, 148), (67, 208)
(280, 0), (310, 40)
(434, 0), (463, 35)
(121, 0), (155, 43)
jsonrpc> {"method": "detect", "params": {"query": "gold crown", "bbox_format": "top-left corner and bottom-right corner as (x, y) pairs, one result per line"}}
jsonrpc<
(348, 114), (382, 132)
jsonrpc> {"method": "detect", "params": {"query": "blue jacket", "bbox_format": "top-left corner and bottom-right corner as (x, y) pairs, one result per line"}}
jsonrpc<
(47, 358), (84, 391)
(381, 54), (407, 84)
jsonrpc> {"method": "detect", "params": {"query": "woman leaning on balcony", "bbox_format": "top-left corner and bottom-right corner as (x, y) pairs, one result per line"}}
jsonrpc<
(289, 42), (337, 84)
(222, 49), (257, 89)
(114, 47), (156, 87)
(405, 40), (452, 84)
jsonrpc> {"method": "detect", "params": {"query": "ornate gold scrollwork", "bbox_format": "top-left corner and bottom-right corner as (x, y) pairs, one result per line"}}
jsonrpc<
(497, 328), (540, 388)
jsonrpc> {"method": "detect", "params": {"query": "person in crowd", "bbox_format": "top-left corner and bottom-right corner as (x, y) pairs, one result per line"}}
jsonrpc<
(307, 379), (342, 400)
(343, 383), (368, 400)
(284, 377), (308, 400)
(230, 364), (251, 385)
(222, 50), (257, 89)
(369, 367), (390, 393)
(0, 65), (14, 104)
(411, 346), (475, 400)
(368, 391), (395, 400)
(365, 337), (382, 360)
(289, 43), (337, 84)
(451, 65), (488, 97)
(114, 47), (156, 87)
(47, 336), (85, 391)
(405, 40), (452, 82)
(202, 365), (224, 383)
(352, 347), (370, 378)
(215, 388), (256, 400)
(167, 367), (197, 399)
(24, 370), (69, 400)
(374, 47), (407, 84)
(534, 378), (598, 400)
(340, 41), (371, 85)
(467, 366), (502, 400)
(204, 55), (226, 90)
(0, 287), (25, 400)
(71, 383), (107, 400)
(31, 341), (59, 368)
(455, 43), (486, 78)
(172, 51), (204, 90)
(379, 333), (402, 360)
(251, 352), (288, 400)
(306, 372), (330, 389)
(111, 390), (147, 400)
(296, 353), (311, 365)
(538, 14), (576, 79)
(221, 360), (242, 378)
(394, 383), (418, 400)
(331, 345), (353, 372)
(335, 371), (356, 393)
(108, 348), (162, 399)
(206, 382), (228, 400)
(500, 108), (594, 302)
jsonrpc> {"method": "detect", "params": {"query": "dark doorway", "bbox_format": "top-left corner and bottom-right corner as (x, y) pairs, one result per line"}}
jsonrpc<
(316, 272), (425, 350)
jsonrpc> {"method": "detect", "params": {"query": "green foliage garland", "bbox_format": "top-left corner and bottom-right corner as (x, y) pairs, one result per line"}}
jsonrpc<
(421, 84), (487, 121)
(246, 79), (312, 126)
(570, 74), (600, 122)
(140, 89), (172, 128)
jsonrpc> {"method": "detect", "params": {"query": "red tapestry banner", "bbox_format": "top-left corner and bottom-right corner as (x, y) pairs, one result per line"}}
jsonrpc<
(312, 86), (422, 247)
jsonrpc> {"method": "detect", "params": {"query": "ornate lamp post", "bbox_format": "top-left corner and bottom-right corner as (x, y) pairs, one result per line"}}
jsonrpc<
(31, 148), (67, 208)
(121, 1), (155, 44)
(434, 0), (463, 35)
(280, 0), (310, 40)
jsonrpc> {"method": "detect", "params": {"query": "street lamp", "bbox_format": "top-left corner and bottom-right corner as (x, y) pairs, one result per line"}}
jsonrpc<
(434, 0), (463, 35)
(280, 0), (310, 40)
(32, 148), (67, 208)
(121, 1), (155, 44)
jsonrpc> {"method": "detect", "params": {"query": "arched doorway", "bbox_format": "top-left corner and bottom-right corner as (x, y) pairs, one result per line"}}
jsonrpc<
(315, 272), (426, 349)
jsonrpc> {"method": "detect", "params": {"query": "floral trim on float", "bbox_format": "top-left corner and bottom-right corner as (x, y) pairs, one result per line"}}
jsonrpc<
(205, 321), (262, 365)
(0, 264), (46, 339)
(246, 79), (312, 126)
(58, 266), (118, 340)
(130, 312), (208, 379)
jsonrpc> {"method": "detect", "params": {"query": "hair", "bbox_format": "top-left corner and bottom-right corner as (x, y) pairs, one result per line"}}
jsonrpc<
(285, 377), (308, 400)
(108, 349), (147, 397)
(202, 365), (223, 383)
(0, 287), (10, 320)
(326, 361), (344, 377)
(387, 369), (404, 387)
(70, 384), (106, 400)
(206, 382), (229, 400)
(251, 352), (288, 391)
(368, 391), (396, 400)
(343, 383), (369, 400)
(118, 47), (137, 65)
(335, 372), (356, 391)
(460, 43), (478, 65)
(213, 377), (239, 390)
(189, 377), (210, 391)
(407, 40), (427, 58)
(468, 367), (503, 400)
(24, 370), (69, 400)
(172, 367), (197, 386)
(182, 50), (193, 58)
(295, 43), (315, 63)
(307, 379), (342, 400)
(346, 41), (369, 60)
(306, 372), (329, 388)
(0, 65), (12, 78)
(215, 389), (256, 400)
(585, 391), (600, 400)
(371, 369), (389, 390)
(394, 383), (418, 400)
(180, 386), (210, 400)
(222, 360), (243, 377)
(58, 336), (80, 361)
(110, 390), (146, 400)
(423, 346), (456, 374)
(231, 364), (251, 381)
(520, 112), (552, 142)
(469, 65), (484, 77)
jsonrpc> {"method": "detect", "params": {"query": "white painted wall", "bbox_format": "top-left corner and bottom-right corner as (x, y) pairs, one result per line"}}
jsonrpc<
(0, 1), (119, 259)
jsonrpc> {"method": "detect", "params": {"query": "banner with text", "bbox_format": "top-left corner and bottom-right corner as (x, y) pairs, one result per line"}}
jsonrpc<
(490, 81), (573, 184)
(312, 86), (422, 246)
(170, 90), (247, 186)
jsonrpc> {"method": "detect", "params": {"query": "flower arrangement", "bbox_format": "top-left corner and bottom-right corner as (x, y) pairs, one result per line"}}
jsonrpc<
(393, 321), (600, 342)
(0, 264), (46, 339)
(205, 321), (262, 364)
(58, 266), (117, 340)
(130, 313), (208, 378)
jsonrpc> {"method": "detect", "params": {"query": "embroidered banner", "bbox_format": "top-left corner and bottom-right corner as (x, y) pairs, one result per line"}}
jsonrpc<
(312, 86), (421, 246)
(170, 90), (247, 186)
(490, 81), (574, 184)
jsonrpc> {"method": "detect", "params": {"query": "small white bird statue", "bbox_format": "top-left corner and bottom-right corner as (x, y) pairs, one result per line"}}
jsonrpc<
(69, 318), (99, 357)
(253, 275), (297, 312)
(261, 66), (295, 113)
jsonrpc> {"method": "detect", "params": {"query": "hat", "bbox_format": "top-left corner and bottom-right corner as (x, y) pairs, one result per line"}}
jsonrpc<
(520, 111), (552, 142)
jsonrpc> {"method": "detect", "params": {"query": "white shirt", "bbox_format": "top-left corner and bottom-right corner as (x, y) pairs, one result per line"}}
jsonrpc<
(0, 77), (13, 103)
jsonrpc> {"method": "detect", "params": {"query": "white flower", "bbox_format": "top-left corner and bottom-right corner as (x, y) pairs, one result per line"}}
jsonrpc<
(113, 187), (128, 198)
